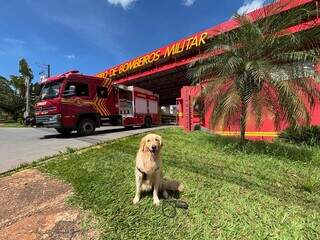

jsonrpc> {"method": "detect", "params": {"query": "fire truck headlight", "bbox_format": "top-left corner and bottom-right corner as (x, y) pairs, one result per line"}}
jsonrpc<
(49, 114), (61, 123)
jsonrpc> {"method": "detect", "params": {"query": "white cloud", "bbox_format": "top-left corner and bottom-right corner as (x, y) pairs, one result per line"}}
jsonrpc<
(182, 0), (196, 7)
(0, 38), (27, 56)
(237, 0), (265, 15)
(107, 0), (137, 10)
(107, 0), (196, 9)
(2, 38), (26, 45)
(64, 54), (76, 59)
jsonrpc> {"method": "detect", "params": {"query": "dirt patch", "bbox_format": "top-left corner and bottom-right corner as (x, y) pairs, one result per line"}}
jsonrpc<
(0, 169), (96, 240)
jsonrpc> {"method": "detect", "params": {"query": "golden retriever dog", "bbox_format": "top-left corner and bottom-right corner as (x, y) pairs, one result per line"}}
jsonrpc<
(133, 133), (183, 206)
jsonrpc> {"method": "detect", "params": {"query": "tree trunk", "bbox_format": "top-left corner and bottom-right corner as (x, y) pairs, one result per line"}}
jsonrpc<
(240, 102), (247, 144)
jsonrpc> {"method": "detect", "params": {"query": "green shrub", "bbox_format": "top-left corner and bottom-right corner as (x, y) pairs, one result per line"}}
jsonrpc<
(193, 124), (201, 131)
(279, 125), (320, 146)
(65, 147), (76, 154)
(17, 118), (23, 124)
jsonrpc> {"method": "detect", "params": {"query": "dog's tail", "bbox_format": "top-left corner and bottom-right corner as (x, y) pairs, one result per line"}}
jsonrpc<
(162, 179), (184, 192)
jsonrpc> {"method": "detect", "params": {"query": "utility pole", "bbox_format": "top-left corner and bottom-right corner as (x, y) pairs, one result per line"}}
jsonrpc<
(24, 75), (30, 120)
(47, 64), (51, 78)
(36, 62), (51, 78)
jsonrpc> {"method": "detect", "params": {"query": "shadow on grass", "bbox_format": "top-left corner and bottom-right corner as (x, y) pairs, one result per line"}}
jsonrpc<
(202, 134), (314, 163)
(139, 190), (182, 202)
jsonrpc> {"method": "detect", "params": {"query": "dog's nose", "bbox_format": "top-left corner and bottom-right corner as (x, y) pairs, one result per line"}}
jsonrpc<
(152, 145), (157, 150)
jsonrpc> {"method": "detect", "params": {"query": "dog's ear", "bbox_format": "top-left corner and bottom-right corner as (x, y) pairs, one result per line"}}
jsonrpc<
(159, 136), (163, 148)
(139, 136), (147, 152)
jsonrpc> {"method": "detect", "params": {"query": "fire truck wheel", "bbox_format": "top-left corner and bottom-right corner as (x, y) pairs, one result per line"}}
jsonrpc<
(77, 118), (96, 136)
(55, 128), (73, 135)
(144, 117), (152, 128)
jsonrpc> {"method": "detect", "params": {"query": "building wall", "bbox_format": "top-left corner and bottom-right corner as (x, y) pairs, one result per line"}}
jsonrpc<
(178, 71), (320, 140)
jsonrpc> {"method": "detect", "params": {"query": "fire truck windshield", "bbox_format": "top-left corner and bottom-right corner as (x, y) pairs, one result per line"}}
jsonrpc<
(40, 81), (62, 100)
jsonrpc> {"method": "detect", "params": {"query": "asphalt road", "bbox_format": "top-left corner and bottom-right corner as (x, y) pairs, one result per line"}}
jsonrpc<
(0, 126), (171, 173)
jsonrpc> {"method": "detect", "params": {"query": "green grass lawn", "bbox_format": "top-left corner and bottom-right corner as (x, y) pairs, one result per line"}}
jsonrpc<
(0, 121), (24, 128)
(40, 128), (320, 239)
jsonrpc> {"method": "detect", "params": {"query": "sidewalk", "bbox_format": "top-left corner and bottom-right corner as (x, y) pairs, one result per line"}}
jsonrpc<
(0, 169), (96, 240)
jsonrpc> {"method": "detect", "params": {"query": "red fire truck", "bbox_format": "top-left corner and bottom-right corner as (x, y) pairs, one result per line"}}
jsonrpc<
(35, 70), (160, 136)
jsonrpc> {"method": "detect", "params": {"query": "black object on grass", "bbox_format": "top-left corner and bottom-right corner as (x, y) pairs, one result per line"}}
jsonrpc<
(162, 199), (189, 218)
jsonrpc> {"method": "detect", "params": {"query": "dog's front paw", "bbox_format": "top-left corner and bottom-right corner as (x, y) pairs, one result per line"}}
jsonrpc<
(153, 198), (160, 206)
(163, 190), (169, 199)
(133, 196), (140, 204)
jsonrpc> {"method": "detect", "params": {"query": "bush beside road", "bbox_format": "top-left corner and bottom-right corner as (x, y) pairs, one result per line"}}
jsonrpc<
(0, 121), (24, 128)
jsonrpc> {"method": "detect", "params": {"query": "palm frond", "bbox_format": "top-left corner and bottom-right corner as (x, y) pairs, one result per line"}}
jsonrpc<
(188, 2), (320, 140)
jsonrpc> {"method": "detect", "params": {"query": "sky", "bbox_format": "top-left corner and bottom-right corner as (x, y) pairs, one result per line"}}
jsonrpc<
(0, 0), (267, 81)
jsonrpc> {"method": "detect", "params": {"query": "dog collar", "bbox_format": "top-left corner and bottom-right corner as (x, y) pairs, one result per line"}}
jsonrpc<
(136, 166), (160, 176)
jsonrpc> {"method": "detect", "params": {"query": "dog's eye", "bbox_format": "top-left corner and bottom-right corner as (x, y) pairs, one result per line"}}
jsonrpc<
(147, 139), (151, 142)
(155, 139), (159, 142)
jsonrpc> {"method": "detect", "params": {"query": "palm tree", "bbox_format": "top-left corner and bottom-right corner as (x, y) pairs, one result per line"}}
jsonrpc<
(9, 59), (34, 98)
(189, 2), (320, 142)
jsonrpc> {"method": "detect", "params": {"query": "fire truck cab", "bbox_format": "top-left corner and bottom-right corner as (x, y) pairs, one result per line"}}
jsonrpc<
(35, 70), (159, 136)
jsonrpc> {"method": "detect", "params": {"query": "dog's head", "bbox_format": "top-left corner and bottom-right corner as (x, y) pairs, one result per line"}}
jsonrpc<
(140, 134), (163, 154)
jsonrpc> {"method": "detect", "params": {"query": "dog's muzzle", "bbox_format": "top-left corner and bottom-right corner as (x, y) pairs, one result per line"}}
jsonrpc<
(151, 145), (157, 153)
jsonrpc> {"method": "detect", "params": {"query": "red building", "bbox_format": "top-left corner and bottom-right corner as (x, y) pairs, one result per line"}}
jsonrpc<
(96, 0), (320, 140)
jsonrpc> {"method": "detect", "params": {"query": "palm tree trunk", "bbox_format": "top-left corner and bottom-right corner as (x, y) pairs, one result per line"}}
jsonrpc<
(240, 102), (247, 143)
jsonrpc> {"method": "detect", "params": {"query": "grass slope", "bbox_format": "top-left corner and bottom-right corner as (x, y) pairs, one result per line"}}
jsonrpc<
(41, 128), (320, 239)
(0, 121), (23, 128)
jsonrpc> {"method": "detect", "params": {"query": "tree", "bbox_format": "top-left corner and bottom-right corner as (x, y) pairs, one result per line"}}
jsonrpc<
(9, 75), (25, 97)
(0, 59), (34, 120)
(0, 76), (24, 119)
(19, 58), (33, 82)
(9, 59), (34, 98)
(189, 3), (320, 143)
